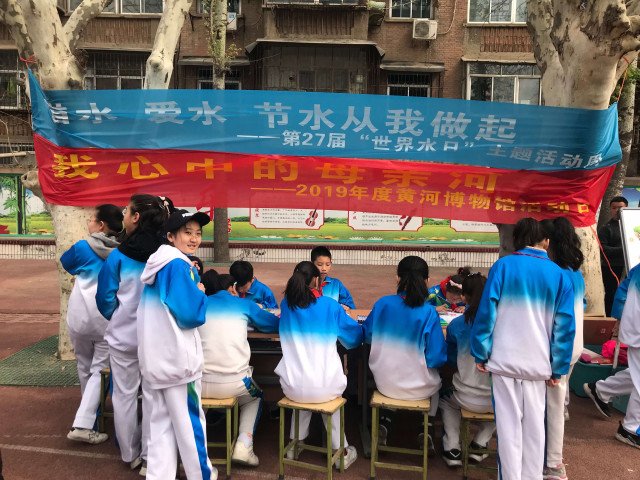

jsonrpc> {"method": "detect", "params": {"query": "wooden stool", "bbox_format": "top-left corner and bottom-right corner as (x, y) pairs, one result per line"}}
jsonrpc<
(460, 408), (497, 480)
(278, 396), (346, 480)
(98, 367), (113, 433)
(370, 390), (430, 480)
(202, 397), (239, 478)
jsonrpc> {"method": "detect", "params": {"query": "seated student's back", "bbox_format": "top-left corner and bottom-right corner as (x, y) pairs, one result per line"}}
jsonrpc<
(364, 256), (447, 400)
(199, 270), (279, 381)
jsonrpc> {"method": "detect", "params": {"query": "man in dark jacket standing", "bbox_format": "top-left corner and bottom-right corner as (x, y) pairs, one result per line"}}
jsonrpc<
(599, 196), (629, 316)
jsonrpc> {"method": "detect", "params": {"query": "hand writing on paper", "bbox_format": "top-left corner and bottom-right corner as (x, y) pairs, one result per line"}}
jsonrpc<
(453, 305), (466, 313)
(436, 305), (450, 313)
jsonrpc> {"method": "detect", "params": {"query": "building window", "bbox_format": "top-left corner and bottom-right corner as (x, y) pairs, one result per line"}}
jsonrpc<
(467, 62), (540, 104)
(0, 52), (25, 109)
(260, 45), (369, 94)
(468, 0), (526, 23)
(386, 73), (431, 97)
(196, 0), (240, 14)
(84, 52), (147, 90)
(68, 0), (163, 13)
(390, 0), (431, 19)
(197, 68), (242, 90)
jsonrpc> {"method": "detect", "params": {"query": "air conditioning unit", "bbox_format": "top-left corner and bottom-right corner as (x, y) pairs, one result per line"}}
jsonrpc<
(412, 19), (437, 40)
(227, 12), (237, 32)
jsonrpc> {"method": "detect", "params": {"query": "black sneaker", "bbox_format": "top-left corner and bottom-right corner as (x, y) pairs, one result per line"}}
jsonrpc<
(442, 449), (462, 467)
(583, 382), (612, 418)
(615, 423), (640, 449)
(468, 441), (489, 462)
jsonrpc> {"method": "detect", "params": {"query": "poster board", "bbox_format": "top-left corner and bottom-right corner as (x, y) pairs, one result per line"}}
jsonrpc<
(619, 208), (640, 271)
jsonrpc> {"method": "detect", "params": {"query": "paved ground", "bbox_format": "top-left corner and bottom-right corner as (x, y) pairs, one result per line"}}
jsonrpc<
(0, 259), (638, 479)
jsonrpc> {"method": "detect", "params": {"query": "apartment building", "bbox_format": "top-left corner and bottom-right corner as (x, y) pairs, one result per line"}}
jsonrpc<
(0, 0), (538, 153)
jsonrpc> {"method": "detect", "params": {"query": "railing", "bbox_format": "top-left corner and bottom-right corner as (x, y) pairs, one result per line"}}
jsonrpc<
(0, 237), (499, 267)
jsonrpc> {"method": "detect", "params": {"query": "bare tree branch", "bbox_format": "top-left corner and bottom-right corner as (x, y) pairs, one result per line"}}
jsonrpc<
(64, 0), (113, 53)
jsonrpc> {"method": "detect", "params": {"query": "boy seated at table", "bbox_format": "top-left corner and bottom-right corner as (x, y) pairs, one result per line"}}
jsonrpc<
(199, 269), (280, 467)
(230, 260), (278, 309)
(311, 246), (356, 310)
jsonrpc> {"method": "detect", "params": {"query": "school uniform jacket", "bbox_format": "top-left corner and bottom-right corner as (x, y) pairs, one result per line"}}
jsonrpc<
(137, 244), (207, 390)
(471, 247), (575, 380)
(364, 294), (446, 400)
(620, 264), (640, 348)
(446, 315), (491, 407)
(96, 249), (147, 355)
(612, 265), (638, 320)
(241, 277), (278, 309)
(275, 296), (363, 402)
(200, 290), (279, 382)
(61, 234), (118, 338)
(321, 276), (356, 309)
(563, 268), (586, 365)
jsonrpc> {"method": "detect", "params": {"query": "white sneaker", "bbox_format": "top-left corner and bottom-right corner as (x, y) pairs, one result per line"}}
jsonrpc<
(210, 465), (218, 480)
(139, 460), (147, 476)
(334, 445), (357, 470)
(232, 441), (259, 466)
(129, 456), (143, 470)
(378, 425), (388, 447)
(67, 428), (108, 445)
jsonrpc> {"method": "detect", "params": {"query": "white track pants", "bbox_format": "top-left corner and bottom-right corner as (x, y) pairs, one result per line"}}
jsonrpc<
(202, 374), (262, 438)
(492, 375), (546, 480)
(70, 333), (109, 430)
(440, 392), (495, 452)
(545, 365), (574, 468)
(622, 347), (640, 434)
(289, 409), (348, 450)
(109, 350), (150, 462)
(146, 380), (213, 480)
(596, 368), (633, 402)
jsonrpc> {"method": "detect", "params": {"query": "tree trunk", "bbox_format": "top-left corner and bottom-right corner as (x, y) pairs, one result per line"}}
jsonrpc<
(497, 224), (515, 258)
(525, 0), (640, 316)
(144, 0), (193, 89)
(209, 0), (230, 262)
(598, 60), (637, 229)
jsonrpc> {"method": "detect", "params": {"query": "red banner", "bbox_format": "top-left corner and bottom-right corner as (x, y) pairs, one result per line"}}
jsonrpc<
(35, 134), (613, 227)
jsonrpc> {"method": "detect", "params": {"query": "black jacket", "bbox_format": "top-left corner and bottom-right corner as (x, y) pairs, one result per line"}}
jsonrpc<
(598, 218), (624, 268)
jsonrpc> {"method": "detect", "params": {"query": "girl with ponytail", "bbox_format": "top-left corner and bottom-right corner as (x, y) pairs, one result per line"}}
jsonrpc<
(363, 256), (447, 446)
(275, 261), (363, 469)
(541, 217), (585, 479)
(95, 194), (173, 472)
(440, 273), (495, 467)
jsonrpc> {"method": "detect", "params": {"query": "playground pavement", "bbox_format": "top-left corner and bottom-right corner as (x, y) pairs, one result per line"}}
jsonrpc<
(0, 259), (638, 480)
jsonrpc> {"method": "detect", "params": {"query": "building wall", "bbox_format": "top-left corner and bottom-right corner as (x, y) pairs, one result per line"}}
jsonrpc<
(0, 1), (538, 147)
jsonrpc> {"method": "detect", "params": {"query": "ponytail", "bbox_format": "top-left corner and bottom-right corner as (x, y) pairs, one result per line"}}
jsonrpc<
(285, 261), (320, 309)
(397, 256), (429, 308)
(129, 194), (173, 237)
(462, 273), (486, 325)
(95, 204), (123, 235)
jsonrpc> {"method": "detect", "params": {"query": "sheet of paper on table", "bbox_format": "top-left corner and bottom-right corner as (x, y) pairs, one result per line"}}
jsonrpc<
(439, 311), (460, 325)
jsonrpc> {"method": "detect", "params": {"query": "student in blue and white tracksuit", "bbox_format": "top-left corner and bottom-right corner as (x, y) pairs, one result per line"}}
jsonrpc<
(199, 270), (279, 467)
(229, 260), (279, 309)
(363, 255), (446, 448)
(96, 194), (172, 470)
(471, 218), (575, 480)
(440, 273), (495, 467)
(63, 204), (122, 445)
(584, 266), (636, 419)
(612, 263), (640, 448)
(541, 217), (585, 479)
(275, 261), (364, 469)
(138, 209), (213, 480)
(311, 245), (356, 309)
